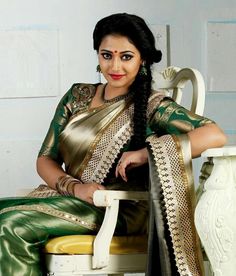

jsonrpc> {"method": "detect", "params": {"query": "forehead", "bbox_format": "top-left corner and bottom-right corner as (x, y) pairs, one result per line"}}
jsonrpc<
(99, 34), (140, 53)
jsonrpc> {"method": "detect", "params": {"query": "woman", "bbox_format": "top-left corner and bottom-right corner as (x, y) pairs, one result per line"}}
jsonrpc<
(0, 13), (226, 276)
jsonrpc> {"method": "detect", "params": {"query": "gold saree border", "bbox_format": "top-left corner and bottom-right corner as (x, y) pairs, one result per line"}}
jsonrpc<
(83, 91), (165, 184)
(77, 102), (127, 177)
(0, 204), (98, 231)
(81, 101), (134, 183)
(146, 134), (204, 276)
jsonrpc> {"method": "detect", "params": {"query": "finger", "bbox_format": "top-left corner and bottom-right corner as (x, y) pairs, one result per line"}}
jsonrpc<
(115, 159), (122, 177)
(88, 191), (96, 204)
(88, 197), (94, 205)
(119, 163), (128, 182)
(121, 169), (128, 182)
(115, 158), (130, 181)
(80, 195), (93, 205)
(97, 184), (106, 190)
(115, 164), (119, 177)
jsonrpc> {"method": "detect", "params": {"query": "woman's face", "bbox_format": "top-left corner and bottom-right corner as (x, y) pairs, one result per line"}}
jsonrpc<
(98, 34), (142, 91)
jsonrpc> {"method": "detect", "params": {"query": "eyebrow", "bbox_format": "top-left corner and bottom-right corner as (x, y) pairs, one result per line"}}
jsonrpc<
(100, 49), (135, 54)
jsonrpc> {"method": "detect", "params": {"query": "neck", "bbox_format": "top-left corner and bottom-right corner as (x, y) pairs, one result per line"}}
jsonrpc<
(103, 84), (129, 101)
(101, 84), (132, 104)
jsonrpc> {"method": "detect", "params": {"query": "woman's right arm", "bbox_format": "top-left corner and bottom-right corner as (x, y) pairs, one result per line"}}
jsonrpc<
(36, 85), (105, 203)
(36, 156), (105, 204)
(36, 155), (67, 190)
(36, 87), (73, 188)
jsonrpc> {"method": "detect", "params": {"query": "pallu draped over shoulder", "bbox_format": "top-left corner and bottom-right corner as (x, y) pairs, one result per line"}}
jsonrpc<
(0, 83), (214, 276)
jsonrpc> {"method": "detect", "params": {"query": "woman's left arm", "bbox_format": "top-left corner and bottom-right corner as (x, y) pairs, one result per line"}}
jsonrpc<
(187, 123), (227, 158)
(116, 98), (227, 180)
(116, 123), (227, 181)
(148, 98), (227, 158)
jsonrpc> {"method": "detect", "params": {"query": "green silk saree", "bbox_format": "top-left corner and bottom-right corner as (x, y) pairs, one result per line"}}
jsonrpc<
(0, 83), (213, 276)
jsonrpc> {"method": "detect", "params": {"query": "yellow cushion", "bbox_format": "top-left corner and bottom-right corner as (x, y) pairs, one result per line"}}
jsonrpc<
(45, 234), (147, 255)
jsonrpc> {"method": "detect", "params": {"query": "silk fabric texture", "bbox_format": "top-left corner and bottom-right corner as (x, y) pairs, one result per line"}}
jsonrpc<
(0, 83), (213, 275)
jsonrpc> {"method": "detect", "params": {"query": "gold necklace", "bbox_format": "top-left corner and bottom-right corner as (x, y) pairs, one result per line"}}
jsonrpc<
(102, 84), (132, 104)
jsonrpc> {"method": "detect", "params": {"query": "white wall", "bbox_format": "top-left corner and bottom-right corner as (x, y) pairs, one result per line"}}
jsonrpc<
(0, 0), (236, 196)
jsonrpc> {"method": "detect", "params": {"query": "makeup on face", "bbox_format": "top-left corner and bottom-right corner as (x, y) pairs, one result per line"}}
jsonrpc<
(98, 35), (142, 91)
(109, 73), (126, 80)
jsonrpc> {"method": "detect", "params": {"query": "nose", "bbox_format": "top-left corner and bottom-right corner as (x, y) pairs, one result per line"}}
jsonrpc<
(111, 57), (121, 71)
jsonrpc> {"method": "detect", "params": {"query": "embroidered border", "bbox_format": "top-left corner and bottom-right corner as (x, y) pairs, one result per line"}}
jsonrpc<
(91, 121), (132, 183)
(71, 84), (96, 113)
(147, 134), (202, 276)
(82, 91), (166, 184)
(0, 204), (98, 231)
(81, 103), (134, 183)
(147, 90), (165, 118)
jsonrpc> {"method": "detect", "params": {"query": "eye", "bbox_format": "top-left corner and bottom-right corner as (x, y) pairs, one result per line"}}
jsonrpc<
(121, 54), (133, 61)
(101, 53), (112, 60)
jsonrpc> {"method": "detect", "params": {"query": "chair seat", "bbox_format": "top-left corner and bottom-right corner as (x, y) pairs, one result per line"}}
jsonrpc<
(45, 234), (148, 255)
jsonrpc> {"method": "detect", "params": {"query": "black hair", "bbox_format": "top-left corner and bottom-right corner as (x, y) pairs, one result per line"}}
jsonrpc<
(93, 13), (162, 150)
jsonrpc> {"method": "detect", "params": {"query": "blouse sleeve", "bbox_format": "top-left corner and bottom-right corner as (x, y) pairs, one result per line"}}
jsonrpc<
(147, 97), (215, 137)
(38, 86), (74, 163)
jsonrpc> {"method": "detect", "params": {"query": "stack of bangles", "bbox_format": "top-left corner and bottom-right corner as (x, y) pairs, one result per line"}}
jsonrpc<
(55, 175), (83, 196)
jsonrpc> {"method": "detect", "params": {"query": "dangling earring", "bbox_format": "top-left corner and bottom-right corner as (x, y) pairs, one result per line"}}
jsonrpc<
(139, 63), (147, 76)
(96, 64), (101, 73)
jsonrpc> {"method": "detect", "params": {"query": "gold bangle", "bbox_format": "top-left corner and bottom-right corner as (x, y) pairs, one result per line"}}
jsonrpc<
(56, 175), (82, 196)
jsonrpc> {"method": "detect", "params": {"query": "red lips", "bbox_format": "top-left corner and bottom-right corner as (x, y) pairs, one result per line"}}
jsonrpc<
(109, 74), (125, 80)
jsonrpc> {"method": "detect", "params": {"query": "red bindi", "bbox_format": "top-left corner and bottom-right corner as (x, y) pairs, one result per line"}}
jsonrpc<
(114, 50), (118, 53)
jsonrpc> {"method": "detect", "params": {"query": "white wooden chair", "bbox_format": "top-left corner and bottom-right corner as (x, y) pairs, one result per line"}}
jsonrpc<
(195, 146), (236, 276)
(44, 66), (206, 276)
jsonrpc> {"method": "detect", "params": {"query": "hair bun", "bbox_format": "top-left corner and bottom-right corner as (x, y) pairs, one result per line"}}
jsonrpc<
(152, 49), (162, 63)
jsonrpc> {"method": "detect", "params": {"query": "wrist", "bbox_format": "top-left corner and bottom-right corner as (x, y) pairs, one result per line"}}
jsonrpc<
(140, 148), (148, 163)
(56, 175), (83, 196)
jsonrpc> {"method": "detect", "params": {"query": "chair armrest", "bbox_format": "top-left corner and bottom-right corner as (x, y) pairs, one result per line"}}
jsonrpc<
(93, 190), (149, 206)
(92, 190), (148, 269)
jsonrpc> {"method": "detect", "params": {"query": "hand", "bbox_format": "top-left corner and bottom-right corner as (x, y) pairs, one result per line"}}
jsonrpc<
(74, 182), (106, 205)
(115, 148), (148, 182)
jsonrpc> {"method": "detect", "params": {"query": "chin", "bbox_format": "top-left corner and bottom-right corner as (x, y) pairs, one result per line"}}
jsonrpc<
(108, 78), (133, 89)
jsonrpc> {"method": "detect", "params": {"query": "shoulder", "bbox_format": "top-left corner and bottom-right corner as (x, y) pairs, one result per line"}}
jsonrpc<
(147, 89), (173, 118)
(149, 89), (166, 102)
(71, 82), (100, 101)
(62, 83), (100, 113)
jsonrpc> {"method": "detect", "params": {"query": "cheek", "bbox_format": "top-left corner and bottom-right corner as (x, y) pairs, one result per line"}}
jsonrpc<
(98, 59), (108, 71)
(127, 62), (141, 75)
